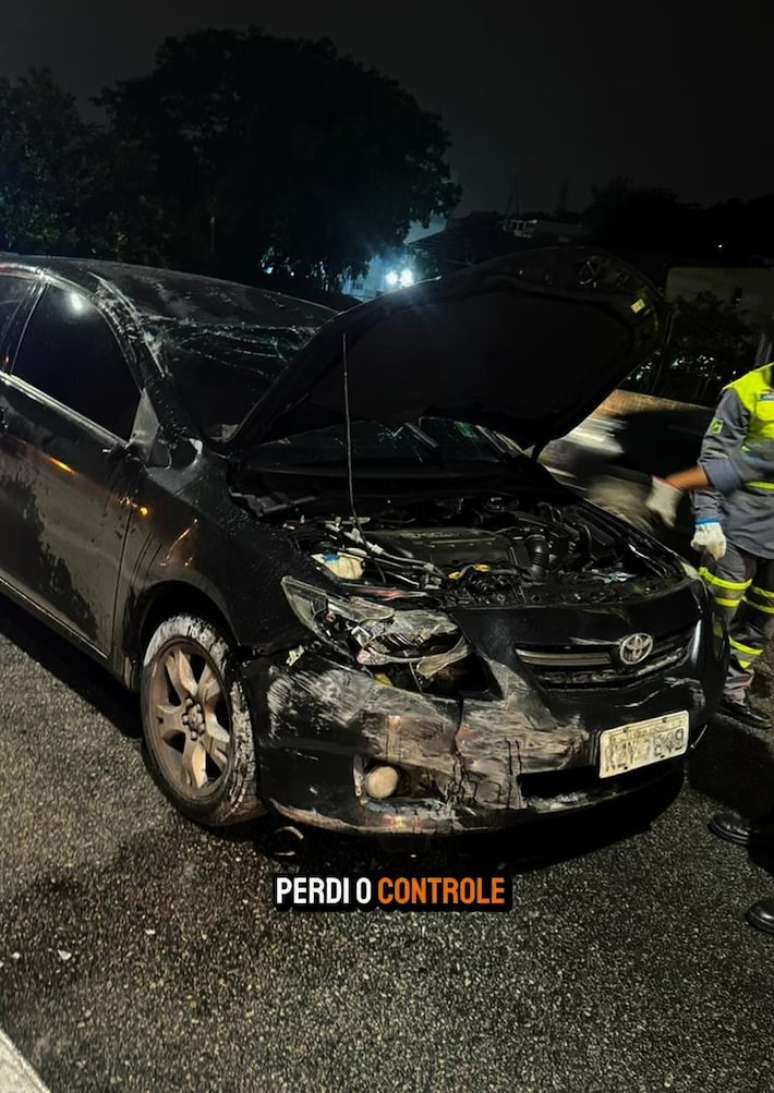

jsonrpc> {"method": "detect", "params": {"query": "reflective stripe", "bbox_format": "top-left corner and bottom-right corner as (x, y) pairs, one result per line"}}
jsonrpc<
(699, 567), (751, 592)
(744, 481), (774, 491)
(729, 638), (763, 658)
(750, 585), (774, 600)
(714, 596), (741, 608)
(746, 598), (774, 616)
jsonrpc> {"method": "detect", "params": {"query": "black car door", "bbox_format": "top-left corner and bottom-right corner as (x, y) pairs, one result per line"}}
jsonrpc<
(0, 269), (43, 587)
(0, 281), (143, 655)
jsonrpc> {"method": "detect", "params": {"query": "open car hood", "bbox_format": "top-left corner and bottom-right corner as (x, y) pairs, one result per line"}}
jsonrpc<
(227, 247), (665, 452)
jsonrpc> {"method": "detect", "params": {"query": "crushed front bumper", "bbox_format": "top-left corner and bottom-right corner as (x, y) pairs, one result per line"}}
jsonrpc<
(247, 604), (726, 836)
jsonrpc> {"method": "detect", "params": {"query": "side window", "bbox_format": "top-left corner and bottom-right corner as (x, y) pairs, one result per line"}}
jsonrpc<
(0, 276), (32, 364)
(13, 285), (140, 439)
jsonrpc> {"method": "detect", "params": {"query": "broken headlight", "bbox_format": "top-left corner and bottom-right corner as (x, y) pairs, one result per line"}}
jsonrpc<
(281, 576), (468, 680)
(282, 576), (393, 635)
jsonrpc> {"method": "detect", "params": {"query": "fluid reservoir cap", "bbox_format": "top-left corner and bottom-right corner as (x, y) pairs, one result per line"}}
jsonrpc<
(312, 552), (364, 581)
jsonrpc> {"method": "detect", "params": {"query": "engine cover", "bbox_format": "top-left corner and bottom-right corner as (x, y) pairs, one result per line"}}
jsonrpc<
(366, 527), (513, 568)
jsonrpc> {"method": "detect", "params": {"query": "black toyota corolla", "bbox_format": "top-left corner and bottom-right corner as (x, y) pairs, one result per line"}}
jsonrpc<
(0, 248), (726, 834)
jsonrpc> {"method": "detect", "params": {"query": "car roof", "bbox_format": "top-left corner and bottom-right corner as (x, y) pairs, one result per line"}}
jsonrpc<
(0, 255), (335, 329)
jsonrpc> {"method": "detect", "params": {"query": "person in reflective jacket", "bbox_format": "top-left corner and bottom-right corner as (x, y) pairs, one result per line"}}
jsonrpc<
(647, 363), (774, 731)
(646, 367), (774, 937)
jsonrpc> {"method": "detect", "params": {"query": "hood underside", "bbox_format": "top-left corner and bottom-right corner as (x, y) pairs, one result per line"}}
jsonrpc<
(228, 247), (664, 452)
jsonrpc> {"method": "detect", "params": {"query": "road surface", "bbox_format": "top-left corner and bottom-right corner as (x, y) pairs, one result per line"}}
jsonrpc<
(1, 595), (773, 1093)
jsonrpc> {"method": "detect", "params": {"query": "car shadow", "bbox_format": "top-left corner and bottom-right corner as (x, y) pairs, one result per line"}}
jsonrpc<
(688, 708), (774, 822)
(229, 771), (683, 879)
(0, 591), (141, 740)
(0, 589), (682, 876)
(747, 833), (774, 903)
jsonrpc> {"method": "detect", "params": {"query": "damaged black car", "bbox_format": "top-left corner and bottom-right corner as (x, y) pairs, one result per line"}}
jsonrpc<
(0, 249), (727, 834)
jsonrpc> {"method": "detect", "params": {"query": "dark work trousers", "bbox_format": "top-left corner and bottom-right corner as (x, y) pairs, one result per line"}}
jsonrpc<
(701, 542), (774, 701)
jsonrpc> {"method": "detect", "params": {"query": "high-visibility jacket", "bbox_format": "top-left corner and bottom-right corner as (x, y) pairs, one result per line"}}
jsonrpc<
(695, 363), (774, 559)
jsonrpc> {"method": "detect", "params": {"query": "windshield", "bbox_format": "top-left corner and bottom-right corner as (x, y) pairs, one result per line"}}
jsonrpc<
(116, 267), (333, 438)
(249, 419), (522, 468)
(150, 317), (323, 438)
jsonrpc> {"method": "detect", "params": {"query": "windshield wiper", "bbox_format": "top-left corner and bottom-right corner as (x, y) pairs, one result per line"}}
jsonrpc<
(402, 422), (443, 455)
(475, 425), (521, 462)
(234, 490), (318, 518)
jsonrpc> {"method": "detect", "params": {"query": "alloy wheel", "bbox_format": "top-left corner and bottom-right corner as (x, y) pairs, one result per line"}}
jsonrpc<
(145, 640), (232, 802)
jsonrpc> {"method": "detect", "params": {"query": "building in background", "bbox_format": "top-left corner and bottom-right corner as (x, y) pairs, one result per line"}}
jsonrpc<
(501, 215), (583, 243)
(341, 211), (585, 300)
(408, 211), (584, 278)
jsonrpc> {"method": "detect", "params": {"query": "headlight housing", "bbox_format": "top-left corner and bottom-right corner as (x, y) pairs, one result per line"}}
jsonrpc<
(281, 577), (468, 679)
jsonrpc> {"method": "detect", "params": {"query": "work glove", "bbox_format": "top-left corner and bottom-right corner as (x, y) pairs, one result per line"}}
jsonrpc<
(691, 520), (727, 560)
(645, 477), (682, 528)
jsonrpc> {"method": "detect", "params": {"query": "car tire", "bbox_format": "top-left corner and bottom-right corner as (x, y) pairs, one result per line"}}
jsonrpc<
(140, 613), (264, 826)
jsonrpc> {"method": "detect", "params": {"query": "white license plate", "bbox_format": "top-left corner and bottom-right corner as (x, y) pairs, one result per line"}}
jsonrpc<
(599, 711), (689, 779)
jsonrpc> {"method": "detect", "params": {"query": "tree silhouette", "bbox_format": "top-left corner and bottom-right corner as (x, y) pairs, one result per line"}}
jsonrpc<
(96, 28), (460, 289)
(583, 177), (701, 252)
(0, 71), (93, 253)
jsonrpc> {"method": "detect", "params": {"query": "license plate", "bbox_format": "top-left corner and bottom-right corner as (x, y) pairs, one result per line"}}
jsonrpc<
(598, 711), (689, 779)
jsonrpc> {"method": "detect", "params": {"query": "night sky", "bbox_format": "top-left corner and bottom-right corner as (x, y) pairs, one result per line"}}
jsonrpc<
(2, 0), (770, 213)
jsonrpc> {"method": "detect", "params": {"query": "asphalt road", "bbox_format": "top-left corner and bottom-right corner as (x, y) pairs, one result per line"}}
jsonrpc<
(1, 595), (774, 1093)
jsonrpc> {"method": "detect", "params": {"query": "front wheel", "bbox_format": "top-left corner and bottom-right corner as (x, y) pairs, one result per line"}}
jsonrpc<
(141, 614), (264, 826)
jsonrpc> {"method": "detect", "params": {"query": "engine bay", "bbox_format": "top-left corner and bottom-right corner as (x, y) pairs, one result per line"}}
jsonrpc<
(281, 493), (675, 608)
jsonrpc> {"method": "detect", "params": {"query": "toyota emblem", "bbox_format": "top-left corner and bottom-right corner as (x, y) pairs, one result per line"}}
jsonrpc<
(617, 632), (654, 666)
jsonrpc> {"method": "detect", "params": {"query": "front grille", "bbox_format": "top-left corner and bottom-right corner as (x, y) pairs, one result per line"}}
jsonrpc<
(515, 627), (694, 688)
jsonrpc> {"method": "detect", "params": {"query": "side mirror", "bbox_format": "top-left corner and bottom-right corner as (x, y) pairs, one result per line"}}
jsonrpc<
(148, 431), (171, 467)
(128, 389), (172, 467)
(103, 438), (142, 463)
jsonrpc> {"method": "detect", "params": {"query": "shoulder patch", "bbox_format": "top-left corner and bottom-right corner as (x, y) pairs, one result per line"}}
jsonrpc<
(710, 417), (723, 434)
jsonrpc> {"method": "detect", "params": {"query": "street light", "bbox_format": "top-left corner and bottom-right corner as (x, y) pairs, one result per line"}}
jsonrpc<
(385, 267), (415, 290)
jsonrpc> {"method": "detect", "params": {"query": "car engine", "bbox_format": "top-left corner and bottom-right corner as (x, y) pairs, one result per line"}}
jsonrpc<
(272, 493), (683, 697)
(281, 494), (675, 609)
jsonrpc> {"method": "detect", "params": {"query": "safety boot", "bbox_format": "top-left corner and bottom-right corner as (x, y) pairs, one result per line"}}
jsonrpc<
(718, 695), (770, 730)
